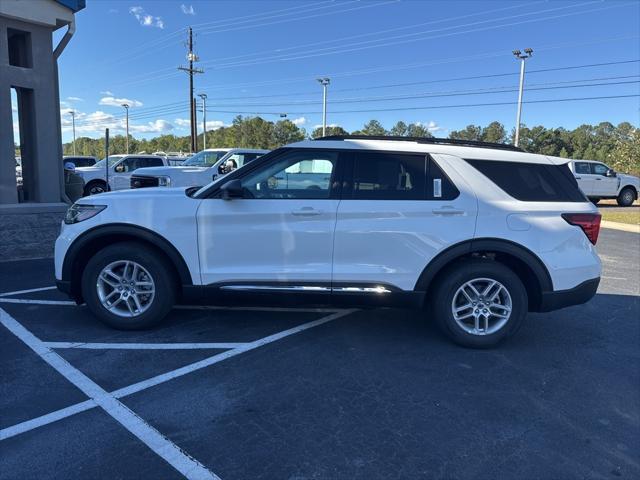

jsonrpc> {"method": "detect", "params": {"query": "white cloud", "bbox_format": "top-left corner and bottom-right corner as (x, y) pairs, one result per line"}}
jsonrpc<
(291, 116), (306, 126)
(129, 6), (164, 29)
(181, 4), (195, 15)
(200, 120), (226, 131)
(100, 90), (114, 96)
(416, 120), (443, 133)
(174, 118), (191, 128)
(99, 96), (143, 108)
(313, 123), (339, 129)
(131, 119), (174, 133)
(67, 96), (83, 102)
(60, 109), (173, 137)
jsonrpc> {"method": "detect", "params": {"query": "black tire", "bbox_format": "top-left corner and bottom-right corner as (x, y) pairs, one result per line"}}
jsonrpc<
(590, 197), (600, 205)
(431, 259), (528, 348)
(617, 187), (636, 207)
(84, 181), (107, 197)
(81, 242), (176, 330)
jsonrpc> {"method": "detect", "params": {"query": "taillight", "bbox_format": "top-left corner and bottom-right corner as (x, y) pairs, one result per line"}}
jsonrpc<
(562, 213), (601, 245)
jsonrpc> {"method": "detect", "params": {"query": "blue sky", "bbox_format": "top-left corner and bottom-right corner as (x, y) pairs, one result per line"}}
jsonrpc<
(43, 0), (640, 142)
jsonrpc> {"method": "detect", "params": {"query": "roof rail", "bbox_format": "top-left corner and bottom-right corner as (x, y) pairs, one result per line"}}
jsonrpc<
(314, 135), (523, 152)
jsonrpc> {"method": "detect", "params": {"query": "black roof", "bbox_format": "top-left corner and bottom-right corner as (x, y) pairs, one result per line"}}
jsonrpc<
(314, 135), (523, 152)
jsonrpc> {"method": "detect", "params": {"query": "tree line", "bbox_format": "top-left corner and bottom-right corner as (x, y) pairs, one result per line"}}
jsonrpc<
(63, 116), (639, 175)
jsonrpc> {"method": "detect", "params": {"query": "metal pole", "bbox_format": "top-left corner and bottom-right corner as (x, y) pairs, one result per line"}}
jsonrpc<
(317, 77), (330, 137)
(512, 48), (532, 147)
(193, 97), (198, 153)
(322, 84), (327, 137)
(199, 94), (207, 150)
(514, 58), (525, 147)
(105, 128), (109, 191)
(122, 103), (129, 154)
(71, 111), (76, 155)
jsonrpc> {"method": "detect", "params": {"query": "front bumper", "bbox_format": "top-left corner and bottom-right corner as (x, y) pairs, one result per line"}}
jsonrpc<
(537, 277), (600, 312)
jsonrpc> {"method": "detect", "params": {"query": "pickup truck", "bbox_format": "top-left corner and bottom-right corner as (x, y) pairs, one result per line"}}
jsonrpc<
(130, 148), (268, 189)
(76, 154), (169, 196)
(567, 159), (639, 206)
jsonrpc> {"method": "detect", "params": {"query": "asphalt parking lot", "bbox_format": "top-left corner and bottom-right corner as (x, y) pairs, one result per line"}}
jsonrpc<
(1, 228), (639, 480)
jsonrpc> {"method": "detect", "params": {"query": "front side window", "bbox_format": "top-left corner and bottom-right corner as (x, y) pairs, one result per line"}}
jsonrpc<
(184, 150), (229, 167)
(241, 150), (337, 199)
(591, 163), (609, 176)
(351, 152), (427, 200)
(574, 162), (591, 175)
(136, 157), (164, 168)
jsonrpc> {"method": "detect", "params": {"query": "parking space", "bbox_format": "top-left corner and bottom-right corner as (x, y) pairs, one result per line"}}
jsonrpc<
(1, 228), (639, 479)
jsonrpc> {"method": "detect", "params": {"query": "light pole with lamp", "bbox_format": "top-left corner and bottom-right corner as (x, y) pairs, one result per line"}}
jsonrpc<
(512, 48), (533, 147)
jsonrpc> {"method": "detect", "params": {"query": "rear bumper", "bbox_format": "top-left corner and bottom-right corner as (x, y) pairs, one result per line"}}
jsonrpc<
(537, 277), (600, 312)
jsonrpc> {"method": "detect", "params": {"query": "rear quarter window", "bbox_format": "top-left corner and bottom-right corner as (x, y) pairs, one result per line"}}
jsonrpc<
(465, 159), (587, 202)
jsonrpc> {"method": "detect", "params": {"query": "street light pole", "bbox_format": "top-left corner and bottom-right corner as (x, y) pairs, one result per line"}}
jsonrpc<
(198, 93), (207, 150)
(70, 110), (76, 155)
(512, 48), (533, 147)
(121, 103), (130, 153)
(317, 77), (330, 137)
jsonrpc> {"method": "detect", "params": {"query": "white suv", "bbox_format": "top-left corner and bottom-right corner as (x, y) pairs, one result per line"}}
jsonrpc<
(567, 159), (639, 206)
(55, 136), (602, 348)
(129, 148), (268, 189)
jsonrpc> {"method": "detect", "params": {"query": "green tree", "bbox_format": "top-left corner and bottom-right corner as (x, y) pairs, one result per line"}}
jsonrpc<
(480, 121), (506, 143)
(360, 119), (387, 136)
(390, 121), (408, 136)
(449, 125), (482, 141)
(406, 123), (433, 138)
(311, 125), (348, 139)
(272, 120), (306, 147)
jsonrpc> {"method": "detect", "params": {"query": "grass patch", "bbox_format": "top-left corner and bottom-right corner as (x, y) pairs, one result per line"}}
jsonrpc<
(600, 210), (640, 225)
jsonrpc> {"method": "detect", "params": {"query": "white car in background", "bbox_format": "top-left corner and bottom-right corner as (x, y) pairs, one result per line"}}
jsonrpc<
(130, 148), (268, 189)
(76, 154), (169, 196)
(567, 159), (639, 206)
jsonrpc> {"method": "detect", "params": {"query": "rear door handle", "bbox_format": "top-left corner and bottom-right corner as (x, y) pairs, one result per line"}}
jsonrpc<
(595, 178), (602, 181)
(291, 207), (322, 216)
(575, 176), (581, 180)
(432, 206), (465, 216)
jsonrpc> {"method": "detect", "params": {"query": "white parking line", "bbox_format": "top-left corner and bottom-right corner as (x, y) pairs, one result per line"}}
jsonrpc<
(0, 286), (57, 298)
(0, 307), (355, 446)
(44, 341), (247, 350)
(0, 298), (76, 306)
(0, 307), (218, 480)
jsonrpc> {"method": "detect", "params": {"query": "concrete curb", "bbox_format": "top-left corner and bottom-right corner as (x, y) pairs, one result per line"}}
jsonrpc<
(601, 220), (640, 234)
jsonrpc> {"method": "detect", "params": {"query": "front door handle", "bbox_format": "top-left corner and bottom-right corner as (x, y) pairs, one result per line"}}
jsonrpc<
(595, 178), (602, 181)
(291, 207), (322, 216)
(575, 176), (581, 180)
(432, 206), (465, 216)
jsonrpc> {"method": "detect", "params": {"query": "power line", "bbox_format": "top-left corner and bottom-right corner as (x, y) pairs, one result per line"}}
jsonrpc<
(206, 1), (629, 70)
(201, 94), (640, 116)
(74, 71), (640, 127)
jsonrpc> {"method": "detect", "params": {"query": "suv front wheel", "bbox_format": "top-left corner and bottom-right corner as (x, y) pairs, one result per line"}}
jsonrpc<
(82, 242), (176, 329)
(432, 259), (527, 348)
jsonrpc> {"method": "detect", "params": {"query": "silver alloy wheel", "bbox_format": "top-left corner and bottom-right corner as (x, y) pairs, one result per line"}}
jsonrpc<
(451, 277), (512, 336)
(96, 260), (155, 318)
(622, 190), (634, 204)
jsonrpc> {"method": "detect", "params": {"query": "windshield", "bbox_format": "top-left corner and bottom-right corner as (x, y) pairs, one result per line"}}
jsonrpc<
(94, 156), (124, 168)
(183, 150), (229, 167)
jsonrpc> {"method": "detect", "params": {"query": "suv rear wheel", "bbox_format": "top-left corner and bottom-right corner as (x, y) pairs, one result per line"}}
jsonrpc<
(81, 242), (176, 329)
(432, 259), (527, 348)
(84, 180), (107, 196)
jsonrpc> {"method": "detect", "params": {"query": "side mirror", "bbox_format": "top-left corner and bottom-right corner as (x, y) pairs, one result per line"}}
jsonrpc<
(115, 164), (125, 173)
(606, 168), (617, 178)
(220, 179), (243, 200)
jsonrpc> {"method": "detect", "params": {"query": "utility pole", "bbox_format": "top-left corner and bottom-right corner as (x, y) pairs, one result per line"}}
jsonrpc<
(178, 27), (203, 153)
(512, 48), (533, 147)
(198, 93), (207, 150)
(317, 77), (330, 137)
(70, 110), (76, 155)
(121, 103), (130, 154)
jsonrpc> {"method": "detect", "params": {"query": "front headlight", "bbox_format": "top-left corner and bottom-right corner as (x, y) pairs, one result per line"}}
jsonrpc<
(158, 176), (171, 187)
(64, 204), (106, 224)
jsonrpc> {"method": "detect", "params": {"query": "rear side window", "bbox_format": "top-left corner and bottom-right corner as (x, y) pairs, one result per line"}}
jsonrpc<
(466, 159), (586, 202)
(574, 162), (591, 175)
